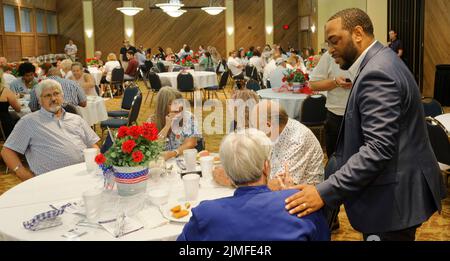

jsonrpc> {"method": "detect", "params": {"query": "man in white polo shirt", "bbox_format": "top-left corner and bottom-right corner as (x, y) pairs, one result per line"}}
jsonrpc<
(309, 51), (352, 158)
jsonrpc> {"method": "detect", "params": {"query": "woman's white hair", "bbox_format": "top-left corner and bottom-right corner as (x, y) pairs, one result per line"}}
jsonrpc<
(219, 128), (273, 186)
(60, 59), (73, 71)
(35, 79), (63, 101)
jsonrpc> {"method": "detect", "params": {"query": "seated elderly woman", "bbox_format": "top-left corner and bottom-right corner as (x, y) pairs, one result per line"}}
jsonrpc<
(60, 59), (73, 79)
(148, 87), (201, 161)
(1, 79), (100, 181)
(177, 129), (330, 241)
(214, 100), (324, 190)
(70, 62), (97, 96)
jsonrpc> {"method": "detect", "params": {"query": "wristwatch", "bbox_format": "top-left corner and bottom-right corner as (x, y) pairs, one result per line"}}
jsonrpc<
(173, 149), (180, 157)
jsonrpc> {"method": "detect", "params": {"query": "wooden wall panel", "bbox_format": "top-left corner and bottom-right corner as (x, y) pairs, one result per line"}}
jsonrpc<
(423, 0), (450, 97)
(93, 0), (124, 59)
(38, 36), (50, 55)
(56, 0), (84, 61)
(21, 35), (35, 57)
(134, 0), (226, 57)
(2, 0), (56, 10)
(4, 35), (21, 61)
(298, 0), (318, 53)
(0, 36), (3, 57)
(274, 0), (298, 49)
(234, 0), (265, 50)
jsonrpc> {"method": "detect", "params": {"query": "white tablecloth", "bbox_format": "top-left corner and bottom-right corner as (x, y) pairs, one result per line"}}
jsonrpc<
(77, 96), (108, 126)
(257, 89), (313, 120)
(435, 114), (450, 132)
(157, 71), (218, 90)
(87, 67), (103, 86)
(0, 161), (234, 241)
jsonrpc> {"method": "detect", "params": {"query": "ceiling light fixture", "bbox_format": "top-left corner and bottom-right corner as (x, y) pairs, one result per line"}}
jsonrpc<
(201, 0), (226, 15)
(156, 0), (183, 12)
(165, 9), (186, 17)
(117, 1), (143, 16)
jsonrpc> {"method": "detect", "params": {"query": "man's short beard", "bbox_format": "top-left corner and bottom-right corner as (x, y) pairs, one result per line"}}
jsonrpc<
(340, 40), (359, 70)
(48, 105), (62, 113)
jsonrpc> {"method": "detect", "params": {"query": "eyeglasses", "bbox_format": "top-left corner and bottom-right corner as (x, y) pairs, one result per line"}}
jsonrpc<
(41, 91), (62, 99)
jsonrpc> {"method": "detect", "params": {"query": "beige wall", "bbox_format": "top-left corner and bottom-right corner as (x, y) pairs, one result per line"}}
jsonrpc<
(317, 0), (387, 51)
(367, 0), (388, 45)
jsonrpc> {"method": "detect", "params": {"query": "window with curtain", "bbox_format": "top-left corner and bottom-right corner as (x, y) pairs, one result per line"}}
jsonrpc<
(36, 9), (45, 33)
(20, 8), (32, 33)
(46, 12), (58, 35)
(3, 5), (17, 32)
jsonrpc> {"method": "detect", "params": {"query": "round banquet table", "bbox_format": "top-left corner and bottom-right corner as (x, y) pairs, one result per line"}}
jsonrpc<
(0, 160), (234, 241)
(87, 67), (103, 86)
(157, 71), (218, 90)
(77, 96), (109, 126)
(257, 89), (326, 120)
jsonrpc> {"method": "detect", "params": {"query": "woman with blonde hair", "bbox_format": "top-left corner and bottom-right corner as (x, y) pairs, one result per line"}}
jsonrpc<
(60, 59), (73, 79)
(148, 87), (201, 160)
(0, 69), (21, 138)
(100, 53), (121, 95)
(165, 48), (176, 62)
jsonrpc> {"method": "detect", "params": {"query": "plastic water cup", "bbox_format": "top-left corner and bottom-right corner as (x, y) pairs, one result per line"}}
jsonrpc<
(199, 156), (214, 180)
(82, 188), (103, 222)
(182, 174), (200, 201)
(183, 149), (198, 172)
(84, 148), (98, 173)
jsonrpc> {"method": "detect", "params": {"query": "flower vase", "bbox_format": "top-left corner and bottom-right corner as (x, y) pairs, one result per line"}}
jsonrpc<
(292, 82), (301, 92)
(287, 82), (294, 91)
(113, 166), (149, 197)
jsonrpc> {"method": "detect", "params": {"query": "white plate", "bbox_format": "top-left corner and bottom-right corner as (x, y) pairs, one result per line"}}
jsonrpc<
(160, 201), (198, 223)
(197, 153), (221, 165)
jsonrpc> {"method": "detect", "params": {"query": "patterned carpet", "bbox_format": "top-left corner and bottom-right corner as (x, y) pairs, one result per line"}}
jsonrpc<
(0, 82), (449, 241)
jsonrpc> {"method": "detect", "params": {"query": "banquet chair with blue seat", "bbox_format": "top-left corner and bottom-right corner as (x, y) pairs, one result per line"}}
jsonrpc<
(425, 117), (450, 186)
(300, 94), (327, 147)
(147, 72), (163, 106)
(100, 92), (142, 139)
(107, 85), (139, 118)
(204, 70), (229, 100)
(245, 79), (261, 92)
(157, 62), (167, 73)
(422, 97), (444, 118)
(177, 73), (195, 103)
(108, 67), (125, 98)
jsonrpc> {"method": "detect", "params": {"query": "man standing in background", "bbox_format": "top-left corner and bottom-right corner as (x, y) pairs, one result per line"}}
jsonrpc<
(388, 30), (404, 59)
(120, 40), (137, 71)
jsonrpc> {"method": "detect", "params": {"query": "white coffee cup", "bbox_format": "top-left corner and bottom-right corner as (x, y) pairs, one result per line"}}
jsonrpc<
(182, 174), (200, 201)
(183, 149), (198, 172)
(82, 188), (103, 222)
(84, 148), (99, 173)
(199, 156), (214, 180)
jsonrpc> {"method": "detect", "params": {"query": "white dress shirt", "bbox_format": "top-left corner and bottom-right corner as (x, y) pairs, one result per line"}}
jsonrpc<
(348, 40), (378, 82)
(227, 57), (243, 76)
(249, 56), (264, 73)
(263, 59), (277, 84)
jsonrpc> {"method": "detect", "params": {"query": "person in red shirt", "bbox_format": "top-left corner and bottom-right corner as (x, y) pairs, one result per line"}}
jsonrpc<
(124, 50), (138, 81)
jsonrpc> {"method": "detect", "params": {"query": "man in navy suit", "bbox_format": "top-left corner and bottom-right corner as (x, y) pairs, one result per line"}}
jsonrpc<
(177, 129), (330, 241)
(285, 8), (446, 241)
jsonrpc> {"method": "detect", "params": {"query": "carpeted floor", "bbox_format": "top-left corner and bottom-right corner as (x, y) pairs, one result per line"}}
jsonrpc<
(0, 82), (449, 241)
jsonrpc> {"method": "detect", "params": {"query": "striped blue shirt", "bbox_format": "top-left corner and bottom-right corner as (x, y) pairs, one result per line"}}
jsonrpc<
(29, 76), (87, 112)
(4, 108), (100, 175)
(9, 77), (38, 94)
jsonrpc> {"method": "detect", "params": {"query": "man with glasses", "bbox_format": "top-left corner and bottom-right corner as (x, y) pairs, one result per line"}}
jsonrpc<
(1, 79), (100, 180)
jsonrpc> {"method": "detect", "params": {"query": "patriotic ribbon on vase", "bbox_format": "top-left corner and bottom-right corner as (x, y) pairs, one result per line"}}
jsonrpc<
(23, 203), (71, 231)
(114, 168), (149, 185)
